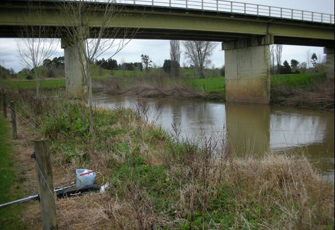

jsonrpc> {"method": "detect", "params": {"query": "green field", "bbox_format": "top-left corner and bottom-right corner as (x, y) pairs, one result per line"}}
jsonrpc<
(189, 77), (225, 92)
(3, 79), (65, 90)
(271, 72), (326, 89)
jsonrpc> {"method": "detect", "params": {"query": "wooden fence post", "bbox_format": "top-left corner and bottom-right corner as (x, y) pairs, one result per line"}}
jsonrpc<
(10, 101), (17, 139)
(2, 89), (7, 118)
(33, 139), (58, 230)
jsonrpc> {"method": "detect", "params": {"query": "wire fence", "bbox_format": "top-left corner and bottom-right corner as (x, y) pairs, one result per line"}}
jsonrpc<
(2, 94), (72, 229)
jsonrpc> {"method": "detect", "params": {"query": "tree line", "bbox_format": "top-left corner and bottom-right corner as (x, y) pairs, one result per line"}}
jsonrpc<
(270, 45), (326, 75)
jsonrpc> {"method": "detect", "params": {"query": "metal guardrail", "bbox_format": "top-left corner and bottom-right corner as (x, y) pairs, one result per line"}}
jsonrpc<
(116, 0), (334, 24)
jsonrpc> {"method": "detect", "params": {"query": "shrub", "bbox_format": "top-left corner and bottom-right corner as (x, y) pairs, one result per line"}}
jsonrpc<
(26, 75), (33, 80)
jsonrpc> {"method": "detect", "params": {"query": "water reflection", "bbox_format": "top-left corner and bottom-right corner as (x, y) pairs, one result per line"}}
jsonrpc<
(93, 94), (334, 183)
(270, 110), (327, 150)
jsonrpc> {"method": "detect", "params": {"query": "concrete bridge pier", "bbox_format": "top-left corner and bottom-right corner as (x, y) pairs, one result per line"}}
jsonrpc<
(223, 36), (272, 104)
(61, 38), (88, 99)
(324, 47), (334, 79)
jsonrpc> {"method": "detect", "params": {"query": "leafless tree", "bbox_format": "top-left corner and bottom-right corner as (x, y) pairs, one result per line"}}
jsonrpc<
(275, 45), (283, 74)
(170, 40), (181, 77)
(306, 49), (311, 69)
(16, 3), (59, 98)
(270, 45), (276, 75)
(59, 0), (137, 133)
(183, 41), (217, 78)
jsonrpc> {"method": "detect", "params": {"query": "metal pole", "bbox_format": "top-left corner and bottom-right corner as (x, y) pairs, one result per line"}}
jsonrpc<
(257, 5), (259, 16)
(10, 101), (17, 139)
(0, 184), (75, 208)
(280, 8), (283, 18)
(33, 139), (58, 230)
(0, 194), (39, 208)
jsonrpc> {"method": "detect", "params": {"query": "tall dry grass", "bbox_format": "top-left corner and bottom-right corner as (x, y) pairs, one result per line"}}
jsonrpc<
(272, 78), (334, 110)
(102, 75), (207, 99)
(3, 89), (334, 230)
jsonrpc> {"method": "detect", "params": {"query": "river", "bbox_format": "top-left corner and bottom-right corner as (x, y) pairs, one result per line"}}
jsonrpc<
(93, 94), (334, 183)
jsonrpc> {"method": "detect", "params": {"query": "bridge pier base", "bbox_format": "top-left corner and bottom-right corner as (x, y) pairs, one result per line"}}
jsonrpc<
(324, 47), (334, 79)
(223, 36), (272, 104)
(61, 38), (88, 99)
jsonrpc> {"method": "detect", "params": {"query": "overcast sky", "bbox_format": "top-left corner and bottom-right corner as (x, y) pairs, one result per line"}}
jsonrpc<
(0, 0), (333, 72)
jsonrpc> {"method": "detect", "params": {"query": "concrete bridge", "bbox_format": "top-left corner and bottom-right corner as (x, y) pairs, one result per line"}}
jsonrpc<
(0, 0), (334, 103)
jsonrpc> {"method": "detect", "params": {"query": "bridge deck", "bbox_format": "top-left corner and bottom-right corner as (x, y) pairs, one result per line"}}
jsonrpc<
(0, 0), (333, 47)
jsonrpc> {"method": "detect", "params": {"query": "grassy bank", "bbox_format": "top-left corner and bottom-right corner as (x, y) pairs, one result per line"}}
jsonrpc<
(2, 90), (333, 229)
(271, 72), (334, 109)
(0, 116), (25, 229)
(2, 71), (333, 109)
(2, 78), (65, 90)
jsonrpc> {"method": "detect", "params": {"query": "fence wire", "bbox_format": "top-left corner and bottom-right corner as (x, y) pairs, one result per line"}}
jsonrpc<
(2, 94), (72, 230)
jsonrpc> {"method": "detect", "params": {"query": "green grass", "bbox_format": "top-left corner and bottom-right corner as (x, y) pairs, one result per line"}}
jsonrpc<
(3, 79), (65, 90)
(0, 117), (25, 230)
(189, 77), (225, 92)
(13, 73), (28, 80)
(271, 72), (326, 89)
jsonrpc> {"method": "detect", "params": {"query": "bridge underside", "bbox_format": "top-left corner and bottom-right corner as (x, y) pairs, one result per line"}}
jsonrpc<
(0, 26), (334, 48)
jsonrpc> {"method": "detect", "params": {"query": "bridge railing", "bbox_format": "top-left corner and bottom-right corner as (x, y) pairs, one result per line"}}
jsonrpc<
(117, 0), (334, 24)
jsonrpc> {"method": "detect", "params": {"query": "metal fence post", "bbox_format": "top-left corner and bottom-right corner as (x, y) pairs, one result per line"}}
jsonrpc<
(33, 139), (58, 230)
(10, 101), (17, 139)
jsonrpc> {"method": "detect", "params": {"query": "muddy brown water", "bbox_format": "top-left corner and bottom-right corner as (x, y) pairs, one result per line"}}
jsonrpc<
(93, 94), (334, 183)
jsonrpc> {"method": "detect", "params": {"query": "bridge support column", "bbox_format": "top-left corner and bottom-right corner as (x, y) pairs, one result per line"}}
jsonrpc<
(223, 36), (272, 104)
(61, 38), (88, 99)
(324, 47), (334, 79)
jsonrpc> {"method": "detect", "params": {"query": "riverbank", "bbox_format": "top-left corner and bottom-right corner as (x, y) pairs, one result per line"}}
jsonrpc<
(101, 72), (334, 109)
(271, 74), (334, 110)
(2, 72), (333, 109)
(0, 90), (333, 229)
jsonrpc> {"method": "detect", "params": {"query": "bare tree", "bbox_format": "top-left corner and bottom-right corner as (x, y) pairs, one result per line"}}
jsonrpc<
(270, 45), (276, 75)
(275, 45), (283, 74)
(183, 41), (217, 78)
(16, 2), (58, 98)
(170, 40), (181, 77)
(59, 0), (137, 133)
(306, 50), (311, 69)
